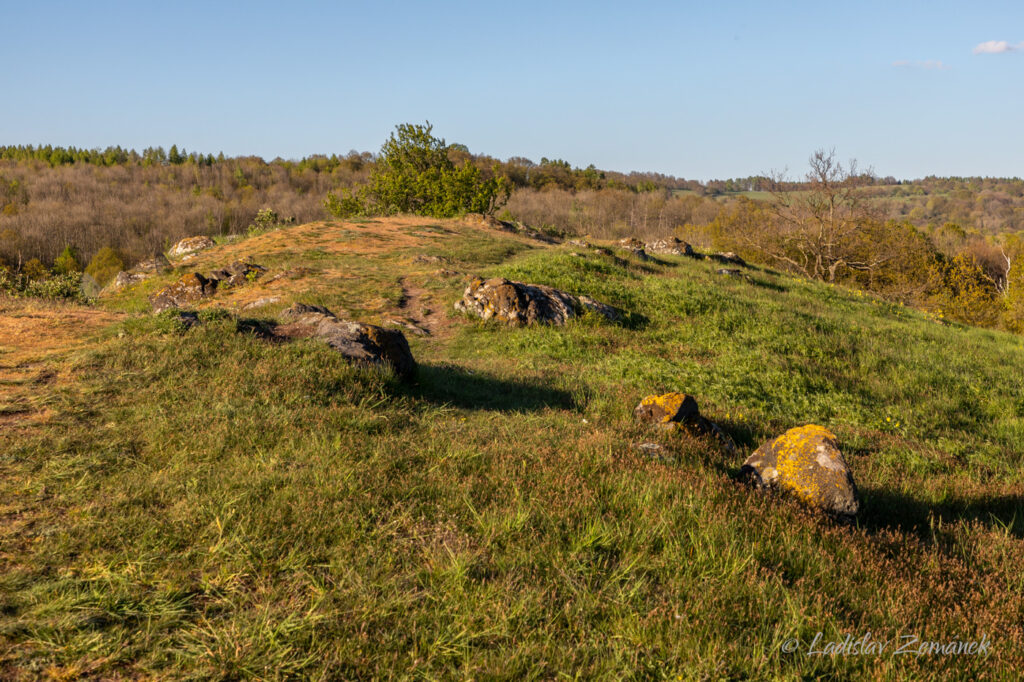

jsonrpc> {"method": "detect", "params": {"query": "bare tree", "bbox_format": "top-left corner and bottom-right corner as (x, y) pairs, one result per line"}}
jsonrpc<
(760, 149), (885, 282)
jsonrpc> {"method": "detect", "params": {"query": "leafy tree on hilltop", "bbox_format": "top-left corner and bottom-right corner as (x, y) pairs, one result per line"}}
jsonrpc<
(325, 122), (511, 219)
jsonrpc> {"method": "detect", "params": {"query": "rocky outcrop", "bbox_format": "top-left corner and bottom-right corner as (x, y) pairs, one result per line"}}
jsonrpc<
(108, 253), (174, 290)
(740, 425), (859, 517)
(150, 273), (219, 313)
(645, 237), (694, 256)
(618, 237), (645, 250)
(207, 261), (265, 287)
(148, 261), (264, 312)
(454, 277), (618, 326)
(280, 304), (416, 381)
(168, 236), (216, 258)
(634, 392), (737, 455)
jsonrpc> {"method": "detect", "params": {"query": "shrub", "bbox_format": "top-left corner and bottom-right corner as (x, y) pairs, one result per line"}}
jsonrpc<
(326, 122), (511, 219)
(54, 245), (83, 274)
(85, 247), (125, 287)
(22, 258), (49, 280)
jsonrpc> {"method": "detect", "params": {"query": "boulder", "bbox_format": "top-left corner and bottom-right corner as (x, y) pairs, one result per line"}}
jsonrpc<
(740, 425), (859, 517)
(112, 271), (145, 289)
(645, 237), (694, 256)
(716, 268), (742, 277)
(709, 252), (746, 266)
(168, 236), (216, 258)
(150, 272), (218, 312)
(454, 277), (618, 326)
(618, 237), (645, 250)
(634, 392), (700, 426)
(626, 247), (651, 262)
(135, 253), (173, 274)
(208, 261), (265, 287)
(634, 392), (737, 455)
(281, 304), (416, 381)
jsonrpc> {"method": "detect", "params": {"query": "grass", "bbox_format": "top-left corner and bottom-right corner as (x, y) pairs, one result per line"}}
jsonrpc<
(2, 217), (1022, 679)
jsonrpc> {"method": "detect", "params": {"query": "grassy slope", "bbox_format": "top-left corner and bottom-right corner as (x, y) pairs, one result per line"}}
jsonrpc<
(2, 218), (1023, 679)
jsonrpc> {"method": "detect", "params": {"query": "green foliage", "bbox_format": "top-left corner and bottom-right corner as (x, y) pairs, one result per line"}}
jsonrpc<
(53, 244), (83, 274)
(22, 257), (49, 280)
(247, 208), (282, 236)
(362, 122), (512, 218)
(0, 268), (89, 302)
(323, 187), (365, 218)
(85, 246), (125, 287)
(933, 254), (1002, 327)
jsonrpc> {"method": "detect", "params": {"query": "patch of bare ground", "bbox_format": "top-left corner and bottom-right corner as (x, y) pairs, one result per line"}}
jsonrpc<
(0, 298), (124, 428)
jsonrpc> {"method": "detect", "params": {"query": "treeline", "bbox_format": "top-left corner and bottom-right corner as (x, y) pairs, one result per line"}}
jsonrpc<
(2, 141), (1023, 335)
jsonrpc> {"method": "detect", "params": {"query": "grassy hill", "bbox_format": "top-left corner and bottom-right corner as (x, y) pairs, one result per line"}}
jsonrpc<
(2, 217), (1022, 679)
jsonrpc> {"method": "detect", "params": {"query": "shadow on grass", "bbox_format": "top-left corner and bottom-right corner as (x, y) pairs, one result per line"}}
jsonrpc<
(858, 487), (1024, 540)
(407, 363), (576, 412)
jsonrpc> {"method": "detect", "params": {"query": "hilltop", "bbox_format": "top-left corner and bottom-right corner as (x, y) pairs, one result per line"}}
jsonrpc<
(1, 216), (1022, 678)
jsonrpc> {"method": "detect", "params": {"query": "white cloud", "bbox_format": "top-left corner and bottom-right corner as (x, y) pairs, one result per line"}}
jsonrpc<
(973, 40), (1024, 54)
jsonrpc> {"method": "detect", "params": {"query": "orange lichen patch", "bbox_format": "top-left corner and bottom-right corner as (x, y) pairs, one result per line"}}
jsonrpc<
(635, 392), (700, 425)
(773, 425), (840, 507)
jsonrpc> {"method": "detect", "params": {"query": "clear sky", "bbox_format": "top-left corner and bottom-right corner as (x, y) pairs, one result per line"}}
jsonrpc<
(2, 0), (1022, 180)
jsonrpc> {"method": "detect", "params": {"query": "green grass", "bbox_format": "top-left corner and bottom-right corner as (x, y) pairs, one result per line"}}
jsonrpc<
(2, 225), (1022, 679)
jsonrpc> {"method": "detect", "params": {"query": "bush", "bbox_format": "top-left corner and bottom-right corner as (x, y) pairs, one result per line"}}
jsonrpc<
(85, 247), (124, 287)
(54, 245), (83, 274)
(0, 269), (90, 303)
(22, 258), (49, 280)
(326, 122), (511, 219)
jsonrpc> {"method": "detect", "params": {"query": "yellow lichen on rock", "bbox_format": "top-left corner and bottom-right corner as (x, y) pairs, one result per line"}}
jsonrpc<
(741, 424), (859, 516)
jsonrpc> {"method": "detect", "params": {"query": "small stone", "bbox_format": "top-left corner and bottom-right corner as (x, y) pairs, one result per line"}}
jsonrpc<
(716, 268), (742, 277)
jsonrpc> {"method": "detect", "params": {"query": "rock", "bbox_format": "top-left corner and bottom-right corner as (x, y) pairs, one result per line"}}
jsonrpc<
(454, 277), (618, 326)
(281, 304), (416, 380)
(634, 392), (700, 426)
(242, 296), (281, 310)
(134, 253), (172, 274)
(112, 271), (145, 289)
(414, 254), (448, 264)
(709, 252), (746, 266)
(207, 261), (265, 288)
(740, 425), (860, 517)
(566, 239), (592, 248)
(626, 247), (651, 261)
(618, 237), (645, 250)
(645, 237), (693, 256)
(149, 272), (218, 312)
(168, 236), (216, 258)
(716, 268), (742, 277)
(632, 442), (668, 460)
(634, 392), (737, 455)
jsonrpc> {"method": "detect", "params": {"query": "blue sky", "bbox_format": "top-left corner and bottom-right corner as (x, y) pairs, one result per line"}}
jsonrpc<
(2, 1), (1022, 180)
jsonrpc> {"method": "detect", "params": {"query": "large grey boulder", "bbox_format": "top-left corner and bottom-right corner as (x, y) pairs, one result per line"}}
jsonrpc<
(454, 277), (618, 326)
(740, 425), (860, 517)
(645, 237), (694, 256)
(281, 304), (416, 381)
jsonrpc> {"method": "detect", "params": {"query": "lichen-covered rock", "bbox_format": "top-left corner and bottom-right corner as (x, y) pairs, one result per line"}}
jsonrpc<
(618, 237), (645, 250)
(634, 392), (700, 426)
(454, 277), (618, 326)
(634, 392), (737, 455)
(168, 236), (216, 258)
(645, 237), (693, 256)
(281, 304), (416, 380)
(149, 272), (218, 312)
(741, 425), (860, 516)
(716, 268), (742, 277)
